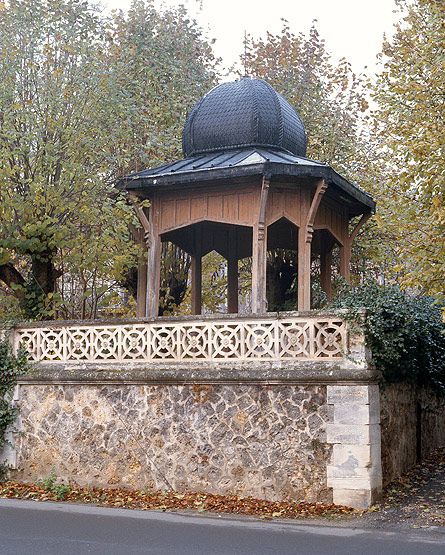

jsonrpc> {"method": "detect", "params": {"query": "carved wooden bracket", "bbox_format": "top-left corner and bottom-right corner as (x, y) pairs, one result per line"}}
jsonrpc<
(257, 175), (271, 241)
(349, 211), (372, 244)
(129, 195), (151, 248)
(305, 179), (328, 243)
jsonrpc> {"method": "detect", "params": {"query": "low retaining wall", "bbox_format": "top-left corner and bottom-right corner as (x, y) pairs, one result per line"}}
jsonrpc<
(6, 351), (382, 509)
(380, 383), (445, 485)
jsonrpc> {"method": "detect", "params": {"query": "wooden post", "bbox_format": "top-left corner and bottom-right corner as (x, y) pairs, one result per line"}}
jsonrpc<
(146, 233), (161, 318)
(191, 225), (203, 315)
(297, 230), (311, 311)
(146, 203), (161, 318)
(339, 241), (351, 283)
(227, 257), (238, 313)
(298, 179), (328, 311)
(339, 211), (371, 284)
(320, 243), (333, 301)
(129, 197), (154, 317)
(134, 228), (148, 317)
(252, 176), (270, 313)
(191, 254), (202, 315)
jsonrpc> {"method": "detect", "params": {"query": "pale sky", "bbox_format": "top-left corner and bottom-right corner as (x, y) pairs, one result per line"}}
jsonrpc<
(102, 0), (398, 77)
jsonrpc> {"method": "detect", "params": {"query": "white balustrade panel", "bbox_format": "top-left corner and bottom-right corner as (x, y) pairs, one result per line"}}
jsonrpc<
(14, 317), (347, 363)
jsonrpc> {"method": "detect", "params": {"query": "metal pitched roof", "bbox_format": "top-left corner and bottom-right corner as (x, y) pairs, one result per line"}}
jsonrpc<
(119, 147), (375, 215)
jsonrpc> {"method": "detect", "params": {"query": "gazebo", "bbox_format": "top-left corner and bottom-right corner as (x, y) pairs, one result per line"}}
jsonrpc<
(11, 79), (388, 512)
(121, 77), (375, 317)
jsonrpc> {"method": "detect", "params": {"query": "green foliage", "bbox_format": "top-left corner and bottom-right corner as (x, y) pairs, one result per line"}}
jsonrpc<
(0, 338), (28, 480)
(372, 0), (445, 300)
(0, 0), (217, 321)
(38, 469), (71, 499)
(330, 283), (445, 392)
(244, 22), (370, 177)
(244, 22), (389, 291)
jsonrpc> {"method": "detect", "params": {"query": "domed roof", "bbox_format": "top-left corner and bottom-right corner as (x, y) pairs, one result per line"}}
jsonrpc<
(182, 77), (307, 158)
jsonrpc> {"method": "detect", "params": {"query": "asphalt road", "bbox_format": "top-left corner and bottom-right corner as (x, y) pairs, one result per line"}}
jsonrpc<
(0, 499), (444, 555)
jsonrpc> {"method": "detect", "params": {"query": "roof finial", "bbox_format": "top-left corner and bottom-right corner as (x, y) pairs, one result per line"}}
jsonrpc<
(243, 30), (249, 77)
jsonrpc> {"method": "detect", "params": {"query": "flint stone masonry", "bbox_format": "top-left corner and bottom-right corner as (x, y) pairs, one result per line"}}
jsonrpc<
(7, 315), (445, 511)
(14, 383), (333, 503)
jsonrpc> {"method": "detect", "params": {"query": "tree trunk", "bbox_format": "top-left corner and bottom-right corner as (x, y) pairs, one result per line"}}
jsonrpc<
(0, 263), (26, 301)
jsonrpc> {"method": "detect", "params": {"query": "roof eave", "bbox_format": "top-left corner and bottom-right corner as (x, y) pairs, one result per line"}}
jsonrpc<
(119, 161), (375, 214)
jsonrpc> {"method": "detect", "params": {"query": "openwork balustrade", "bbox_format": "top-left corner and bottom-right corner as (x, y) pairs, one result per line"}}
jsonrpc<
(12, 314), (348, 364)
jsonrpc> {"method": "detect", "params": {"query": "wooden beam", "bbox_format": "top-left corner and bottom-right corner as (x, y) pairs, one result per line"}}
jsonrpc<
(298, 179), (328, 311)
(252, 175), (270, 313)
(129, 197), (153, 316)
(191, 225), (203, 315)
(339, 243), (351, 283)
(129, 195), (150, 235)
(349, 211), (372, 243)
(146, 235), (160, 317)
(340, 211), (372, 284)
(132, 227), (148, 317)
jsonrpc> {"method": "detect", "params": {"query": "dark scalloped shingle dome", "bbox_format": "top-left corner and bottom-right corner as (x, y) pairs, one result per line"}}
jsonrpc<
(182, 77), (307, 158)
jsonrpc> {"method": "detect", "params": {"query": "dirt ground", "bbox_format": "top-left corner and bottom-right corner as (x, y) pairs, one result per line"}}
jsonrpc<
(357, 447), (445, 530)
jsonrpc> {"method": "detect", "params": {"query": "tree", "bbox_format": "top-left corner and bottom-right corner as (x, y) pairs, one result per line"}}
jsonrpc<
(244, 22), (386, 307)
(0, 0), (138, 320)
(107, 0), (218, 315)
(108, 0), (218, 174)
(0, 0), (218, 320)
(373, 0), (445, 300)
(244, 22), (370, 175)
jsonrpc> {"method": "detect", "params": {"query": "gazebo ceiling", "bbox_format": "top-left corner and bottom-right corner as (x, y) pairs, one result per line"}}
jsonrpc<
(182, 77), (307, 158)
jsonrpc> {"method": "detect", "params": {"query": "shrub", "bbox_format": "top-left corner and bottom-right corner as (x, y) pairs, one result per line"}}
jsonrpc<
(38, 470), (71, 500)
(330, 283), (445, 392)
(0, 337), (28, 480)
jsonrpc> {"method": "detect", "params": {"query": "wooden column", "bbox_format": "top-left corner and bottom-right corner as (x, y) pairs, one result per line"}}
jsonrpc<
(339, 242), (351, 283)
(146, 233), (161, 318)
(191, 254), (202, 315)
(252, 176), (270, 313)
(297, 230), (312, 311)
(191, 225), (203, 315)
(227, 257), (238, 313)
(298, 179), (328, 311)
(129, 198), (154, 317)
(146, 202), (161, 318)
(134, 228), (148, 317)
(320, 243), (333, 301)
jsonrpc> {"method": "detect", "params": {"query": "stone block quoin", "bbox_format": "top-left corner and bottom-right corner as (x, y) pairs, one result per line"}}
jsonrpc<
(326, 384), (382, 509)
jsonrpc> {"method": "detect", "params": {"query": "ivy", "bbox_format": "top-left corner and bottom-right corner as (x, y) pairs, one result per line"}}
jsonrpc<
(0, 337), (28, 481)
(330, 283), (445, 393)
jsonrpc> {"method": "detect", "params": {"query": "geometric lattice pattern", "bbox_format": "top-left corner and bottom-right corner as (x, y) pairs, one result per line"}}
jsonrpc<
(13, 317), (347, 363)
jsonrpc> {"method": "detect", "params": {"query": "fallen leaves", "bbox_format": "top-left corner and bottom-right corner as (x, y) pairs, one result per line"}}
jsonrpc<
(0, 481), (355, 520)
(363, 447), (445, 528)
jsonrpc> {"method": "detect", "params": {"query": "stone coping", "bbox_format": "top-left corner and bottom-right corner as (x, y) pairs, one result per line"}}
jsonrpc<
(19, 359), (379, 385)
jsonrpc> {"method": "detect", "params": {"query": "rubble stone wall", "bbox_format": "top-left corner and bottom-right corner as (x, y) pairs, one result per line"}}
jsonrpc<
(380, 383), (445, 485)
(14, 382), (333, 503)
